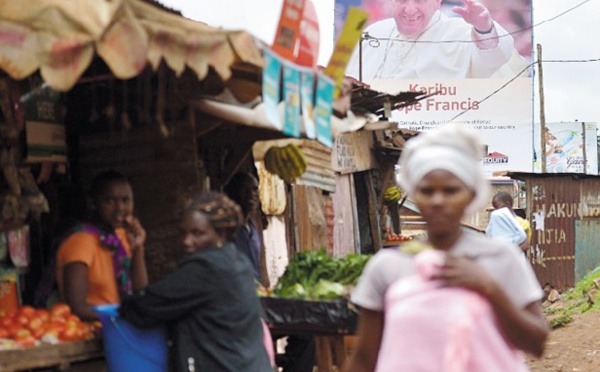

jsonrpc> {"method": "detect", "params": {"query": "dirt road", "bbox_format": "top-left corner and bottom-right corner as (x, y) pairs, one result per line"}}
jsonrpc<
(527, 309), (600, 371)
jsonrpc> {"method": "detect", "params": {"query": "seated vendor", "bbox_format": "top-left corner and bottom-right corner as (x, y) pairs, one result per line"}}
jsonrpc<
(55, 170), (148, 321)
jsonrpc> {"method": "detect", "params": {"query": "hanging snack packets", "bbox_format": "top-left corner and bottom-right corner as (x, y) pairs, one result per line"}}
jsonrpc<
(8, 226), (30, 269)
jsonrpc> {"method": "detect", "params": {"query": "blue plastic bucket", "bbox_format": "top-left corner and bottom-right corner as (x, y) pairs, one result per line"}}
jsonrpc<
(94, 304), (168, 372)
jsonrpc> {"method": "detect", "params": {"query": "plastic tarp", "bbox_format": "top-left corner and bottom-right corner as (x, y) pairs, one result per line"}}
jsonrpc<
(260, 297), (358, 336)
(0, 0), (264, 91)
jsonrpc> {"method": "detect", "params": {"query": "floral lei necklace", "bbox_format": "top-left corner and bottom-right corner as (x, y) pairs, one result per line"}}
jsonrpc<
(72, 223), (132, 299)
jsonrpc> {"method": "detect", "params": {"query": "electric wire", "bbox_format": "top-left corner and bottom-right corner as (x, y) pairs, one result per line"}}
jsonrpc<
(444, 56), (600, 122)
(446, 62), (536, 122)
(544, 58), (600, 63)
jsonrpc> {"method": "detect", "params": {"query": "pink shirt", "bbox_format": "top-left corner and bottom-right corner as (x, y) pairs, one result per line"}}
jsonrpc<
(376, 249), (528, 372)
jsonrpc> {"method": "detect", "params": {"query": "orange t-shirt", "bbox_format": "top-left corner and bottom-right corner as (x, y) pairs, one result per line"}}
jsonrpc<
(56, 228), (132, 305)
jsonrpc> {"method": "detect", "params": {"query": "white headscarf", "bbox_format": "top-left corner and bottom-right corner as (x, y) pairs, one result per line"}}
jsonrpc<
(395, 124), (489, 216)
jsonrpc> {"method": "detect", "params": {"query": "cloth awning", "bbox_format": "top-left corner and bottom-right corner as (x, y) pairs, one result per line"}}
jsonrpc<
(0, 0), (264, 91)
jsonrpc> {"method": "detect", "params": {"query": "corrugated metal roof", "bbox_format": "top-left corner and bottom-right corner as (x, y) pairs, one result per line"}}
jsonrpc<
(297, 140), (335, 192)
(507, 172), (600, 180)
(349, 82), (431, 119)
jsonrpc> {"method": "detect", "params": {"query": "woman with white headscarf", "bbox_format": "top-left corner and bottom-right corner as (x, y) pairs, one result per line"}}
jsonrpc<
(342, 124), (548, 372)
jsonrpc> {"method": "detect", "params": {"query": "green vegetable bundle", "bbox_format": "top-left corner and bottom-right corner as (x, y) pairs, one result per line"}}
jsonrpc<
(273, 248), (371, 300)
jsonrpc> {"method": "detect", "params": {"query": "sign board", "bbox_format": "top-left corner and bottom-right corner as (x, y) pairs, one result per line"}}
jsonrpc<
(335, 0), (535, 176)
(272, 0), (306, 60)
(295, 0), (320, 68)
(331, 131), (376, 174)
(262, 49), (283, 130)
(324, 6), (368, 97)
(23, 84), (66, 163)
(533, 122), (598, 174)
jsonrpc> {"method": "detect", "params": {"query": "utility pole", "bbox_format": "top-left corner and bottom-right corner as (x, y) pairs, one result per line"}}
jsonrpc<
(537, 44), (547, 173)
(582, 121), (588, 174)
(358, 33), (363, 82)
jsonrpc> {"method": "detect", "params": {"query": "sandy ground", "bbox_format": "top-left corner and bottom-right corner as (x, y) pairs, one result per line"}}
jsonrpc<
(527, 310), (600, 371)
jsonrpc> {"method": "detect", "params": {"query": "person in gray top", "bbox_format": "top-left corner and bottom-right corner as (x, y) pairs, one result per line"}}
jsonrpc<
(343, 124), (548, 371)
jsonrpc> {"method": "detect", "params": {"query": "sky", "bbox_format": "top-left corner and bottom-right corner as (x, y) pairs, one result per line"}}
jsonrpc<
(159, 0), (600, 128)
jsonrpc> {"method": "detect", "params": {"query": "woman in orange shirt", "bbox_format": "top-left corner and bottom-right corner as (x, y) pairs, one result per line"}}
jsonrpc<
(56, 170), (148, 321)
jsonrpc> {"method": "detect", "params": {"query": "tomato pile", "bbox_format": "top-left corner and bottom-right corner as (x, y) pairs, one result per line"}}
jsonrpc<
(0, 304), (101, 348)
(385, 232), (413, 242)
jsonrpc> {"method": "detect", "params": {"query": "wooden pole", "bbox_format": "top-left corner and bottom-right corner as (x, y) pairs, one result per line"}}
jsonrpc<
(365, 173), (383, 252)
(582, 121), (588, 174)
(537, 44), (547, 173)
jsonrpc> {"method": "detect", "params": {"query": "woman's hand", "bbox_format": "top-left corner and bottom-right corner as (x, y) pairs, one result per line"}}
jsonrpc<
(125, 216), (146, 253)
(126, 216), (149, 291)
(432, 255), (496, 298)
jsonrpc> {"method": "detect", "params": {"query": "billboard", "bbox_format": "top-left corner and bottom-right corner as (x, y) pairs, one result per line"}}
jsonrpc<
(533, 122), (598, 175)
(335, 0), (535, 176)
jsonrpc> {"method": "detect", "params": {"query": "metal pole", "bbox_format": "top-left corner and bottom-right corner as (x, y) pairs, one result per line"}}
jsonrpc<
(537, 44), (547, 173)
(358, 33), (364, 82)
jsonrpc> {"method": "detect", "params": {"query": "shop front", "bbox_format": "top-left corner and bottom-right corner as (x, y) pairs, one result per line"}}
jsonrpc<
(0, 1), (427, 370)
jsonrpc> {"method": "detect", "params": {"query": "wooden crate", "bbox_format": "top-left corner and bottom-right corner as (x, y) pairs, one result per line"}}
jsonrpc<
(0, 339), (104, 372)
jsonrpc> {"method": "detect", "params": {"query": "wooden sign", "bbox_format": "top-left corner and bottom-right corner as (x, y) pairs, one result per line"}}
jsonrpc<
(331, 131), (376, 174)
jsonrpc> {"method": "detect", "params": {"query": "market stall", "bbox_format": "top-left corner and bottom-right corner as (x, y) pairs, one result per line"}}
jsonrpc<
(255, 248), (370, 370)
(0, 1), (429, 371)
(0, 0), (268, 368)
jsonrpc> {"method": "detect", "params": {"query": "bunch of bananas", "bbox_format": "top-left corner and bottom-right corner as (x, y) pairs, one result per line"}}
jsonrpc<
(384, 186), (402, 203)
(264, 143), (308, 182)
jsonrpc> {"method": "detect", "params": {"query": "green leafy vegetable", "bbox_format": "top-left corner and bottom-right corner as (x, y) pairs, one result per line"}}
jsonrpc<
(308, 279), (346, 300)
(277, 283), (308, 299)
(273, 248), (371, 300)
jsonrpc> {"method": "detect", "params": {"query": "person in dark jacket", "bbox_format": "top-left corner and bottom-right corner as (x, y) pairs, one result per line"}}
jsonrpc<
(224, 171), (263, 281)
(119, 191), (272, 372)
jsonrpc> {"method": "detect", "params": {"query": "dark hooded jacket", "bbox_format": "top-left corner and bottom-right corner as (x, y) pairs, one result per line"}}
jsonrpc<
(120, 242), (271, 372)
